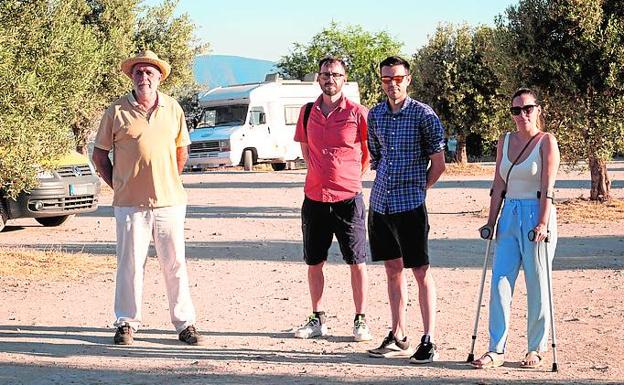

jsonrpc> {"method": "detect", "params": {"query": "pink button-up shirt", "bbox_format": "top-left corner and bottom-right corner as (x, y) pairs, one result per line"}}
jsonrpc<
(294, 95), (368, 202)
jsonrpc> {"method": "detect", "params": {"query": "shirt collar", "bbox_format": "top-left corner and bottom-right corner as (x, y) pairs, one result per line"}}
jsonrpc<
(314, 93), (348, 110)
(127, 91), (165, 108)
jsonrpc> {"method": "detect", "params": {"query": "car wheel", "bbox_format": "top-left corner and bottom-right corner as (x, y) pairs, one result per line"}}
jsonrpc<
(0, 204), (7, 232)
(35, 215), (70, 227)
(271, 163), (287, 171)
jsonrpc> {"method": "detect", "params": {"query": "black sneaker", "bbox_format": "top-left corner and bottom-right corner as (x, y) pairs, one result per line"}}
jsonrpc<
(179, 325), (203, 345)
(409, 335), (439, 364)
(113, 324), (133, 345)
(368, 331), (415, 358)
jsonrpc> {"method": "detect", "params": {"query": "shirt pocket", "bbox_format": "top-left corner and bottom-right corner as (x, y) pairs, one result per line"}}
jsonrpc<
(329, 117), (359, 147)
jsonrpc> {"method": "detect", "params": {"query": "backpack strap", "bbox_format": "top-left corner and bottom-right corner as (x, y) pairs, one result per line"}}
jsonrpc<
(303, 102), (314, 135)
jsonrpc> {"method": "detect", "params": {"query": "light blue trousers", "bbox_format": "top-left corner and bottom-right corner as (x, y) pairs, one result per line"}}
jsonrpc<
(489, 199), (557, 353)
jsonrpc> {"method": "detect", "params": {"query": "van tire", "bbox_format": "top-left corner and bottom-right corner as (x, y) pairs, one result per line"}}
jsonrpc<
(35, 215), (70, 227)
(243, 149), (254, 171)
(271, 163), (287, 171)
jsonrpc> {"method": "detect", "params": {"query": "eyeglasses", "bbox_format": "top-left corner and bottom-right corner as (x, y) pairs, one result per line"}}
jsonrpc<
(319, 72), (345, 80)
(381, 75), (409, 84)
(510, 104), (538, 116)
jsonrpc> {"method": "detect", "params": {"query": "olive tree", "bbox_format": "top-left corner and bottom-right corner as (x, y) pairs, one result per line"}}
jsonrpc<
(277, 22), (403, 107)
(493, 0), (624, 201)
(0, 0), (206, 198)
(0, 0), (101, 198)
(412, 24), (504, 163)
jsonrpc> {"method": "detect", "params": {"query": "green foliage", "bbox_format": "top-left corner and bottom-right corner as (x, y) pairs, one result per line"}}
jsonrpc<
(276, 22), (403, 107)
(0, 0), (97, 198)
(493, 0), (624, 164)
(0, 0), (205, 198)
(73, 0), (139, 153)
(412, 23), (506, 158)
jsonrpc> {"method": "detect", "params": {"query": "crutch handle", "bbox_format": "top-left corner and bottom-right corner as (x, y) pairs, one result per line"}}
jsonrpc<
(479, 225), (493, 240)
(528, 229), (550, 242)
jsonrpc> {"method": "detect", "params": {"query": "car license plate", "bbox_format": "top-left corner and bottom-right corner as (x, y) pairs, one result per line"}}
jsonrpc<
(69, 183), (95, 196)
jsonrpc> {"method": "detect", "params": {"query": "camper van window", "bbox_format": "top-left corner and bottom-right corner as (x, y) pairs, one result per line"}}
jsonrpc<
(284, 105), (302, 125)
(197, 104), (248, 129)
(249, 109), (266, 125)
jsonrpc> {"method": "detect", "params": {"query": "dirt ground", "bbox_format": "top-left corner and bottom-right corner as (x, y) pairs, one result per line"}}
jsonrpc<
(0, 162), (623, 385)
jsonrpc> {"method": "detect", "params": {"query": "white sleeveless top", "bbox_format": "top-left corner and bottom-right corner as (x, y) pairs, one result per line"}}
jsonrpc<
(499, 133), (542, 199)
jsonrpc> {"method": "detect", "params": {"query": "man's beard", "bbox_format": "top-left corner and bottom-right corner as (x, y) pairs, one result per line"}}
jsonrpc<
(322, 82), (340, 97)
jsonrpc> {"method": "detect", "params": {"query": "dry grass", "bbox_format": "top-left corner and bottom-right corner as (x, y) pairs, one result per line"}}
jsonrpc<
(0, 247), (115, 281)
(473, 198), (624, 224)
(444, 162), (493, 177)
(557, 197), (624, 224)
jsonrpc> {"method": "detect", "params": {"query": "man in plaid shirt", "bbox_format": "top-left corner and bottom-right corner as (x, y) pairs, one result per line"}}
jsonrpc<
(366, 56), (446, 364)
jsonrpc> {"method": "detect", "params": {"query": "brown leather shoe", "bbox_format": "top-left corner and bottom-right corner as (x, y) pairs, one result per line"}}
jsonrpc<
(113, 324), (133, 345)
(178, 325), (203, 345)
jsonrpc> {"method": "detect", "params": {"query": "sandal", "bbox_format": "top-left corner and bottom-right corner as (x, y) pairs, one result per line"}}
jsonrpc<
(520, 351), (543, 369)
(471, 352), (504, 369)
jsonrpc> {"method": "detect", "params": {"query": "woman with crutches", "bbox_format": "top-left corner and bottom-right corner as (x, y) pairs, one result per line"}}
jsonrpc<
(470, 88), (560, 369)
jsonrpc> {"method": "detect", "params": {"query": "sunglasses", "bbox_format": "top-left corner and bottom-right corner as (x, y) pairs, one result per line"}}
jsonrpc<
(510, 104), (538, 115)
(319, 72), (345, 80)
(381, 75), (409, 84)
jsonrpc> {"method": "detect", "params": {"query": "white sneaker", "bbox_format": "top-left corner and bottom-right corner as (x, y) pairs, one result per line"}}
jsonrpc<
(353, 315), (372, 342)
(294, 315), (327, 339)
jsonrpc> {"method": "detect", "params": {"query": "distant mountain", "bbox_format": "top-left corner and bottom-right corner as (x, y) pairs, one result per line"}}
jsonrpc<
(193, 55), (276, 88)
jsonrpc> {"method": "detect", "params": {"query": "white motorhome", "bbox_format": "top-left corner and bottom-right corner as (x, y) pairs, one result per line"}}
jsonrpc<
(187, 75), (360, 171)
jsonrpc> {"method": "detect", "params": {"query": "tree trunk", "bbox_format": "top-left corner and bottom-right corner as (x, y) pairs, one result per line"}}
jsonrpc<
(455, 135), (468, 164)
(588, 156), (611, 202)
(72, 125), (88, 156)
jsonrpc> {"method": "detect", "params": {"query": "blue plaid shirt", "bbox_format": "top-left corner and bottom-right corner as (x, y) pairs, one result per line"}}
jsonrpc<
(368, 96), (445, 214)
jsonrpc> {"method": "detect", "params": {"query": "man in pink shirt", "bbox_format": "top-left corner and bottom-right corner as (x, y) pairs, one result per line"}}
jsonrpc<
(292, 57), (371, 342)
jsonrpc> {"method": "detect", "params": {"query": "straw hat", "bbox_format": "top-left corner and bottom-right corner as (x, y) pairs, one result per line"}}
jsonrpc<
(121, 50), (171, 81)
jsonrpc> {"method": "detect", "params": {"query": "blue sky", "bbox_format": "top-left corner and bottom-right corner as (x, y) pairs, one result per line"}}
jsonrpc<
(143, 0), (519, 61)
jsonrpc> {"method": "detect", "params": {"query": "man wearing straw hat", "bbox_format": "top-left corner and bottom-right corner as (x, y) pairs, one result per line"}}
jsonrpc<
(92, 50), (202, 346)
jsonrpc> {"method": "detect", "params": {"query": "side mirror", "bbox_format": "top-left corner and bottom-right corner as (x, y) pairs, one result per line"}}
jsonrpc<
(258, 112), (266, 125)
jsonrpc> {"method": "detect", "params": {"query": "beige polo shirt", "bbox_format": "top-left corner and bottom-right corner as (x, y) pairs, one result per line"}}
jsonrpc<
(94, 91), (191, 208)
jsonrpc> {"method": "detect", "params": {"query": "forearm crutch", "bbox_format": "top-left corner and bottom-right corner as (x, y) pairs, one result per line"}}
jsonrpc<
(528, 229), (559, 372)
(466, 225), (494, 362)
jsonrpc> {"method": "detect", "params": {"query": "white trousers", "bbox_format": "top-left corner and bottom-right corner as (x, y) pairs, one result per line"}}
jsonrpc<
(113, 205), (196, 333)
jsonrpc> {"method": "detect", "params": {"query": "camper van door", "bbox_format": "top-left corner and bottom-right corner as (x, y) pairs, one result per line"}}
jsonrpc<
(246, 105), (272, 159)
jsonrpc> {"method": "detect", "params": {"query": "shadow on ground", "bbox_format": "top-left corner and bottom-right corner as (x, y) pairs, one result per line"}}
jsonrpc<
(80, 205), (300, 219)
(0, 325), (617, 385)
(16, 235), (623, 270)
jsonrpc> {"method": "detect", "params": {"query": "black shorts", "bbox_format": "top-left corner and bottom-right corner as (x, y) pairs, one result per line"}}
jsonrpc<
(368, 204), (430, 268)
(301, 194), (367, 265)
